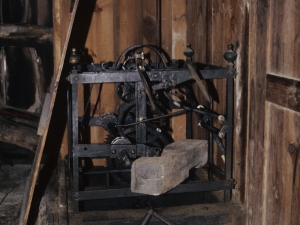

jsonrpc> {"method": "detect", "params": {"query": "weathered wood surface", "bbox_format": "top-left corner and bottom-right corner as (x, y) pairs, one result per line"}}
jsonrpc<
(131, 140), (208, 195)
(0, 24), (53, 46)
(0, 24), (52, 40)
(69, 203), (245, 225)
(266, 74), (300, 112)
(0, 165), (31, 225)
(185, 1), (248, 204)
(246, 0), (300, 224)
(170, 0), (187, 141)
(268, 0), (300, 79)
(229, 1), (249, 204)
(0, 116), (39, 152)
(263, 103), (300, 225)
(0, 104), (40, 122)
(19, 0), (80, 224)
(245, 1), (269, 224)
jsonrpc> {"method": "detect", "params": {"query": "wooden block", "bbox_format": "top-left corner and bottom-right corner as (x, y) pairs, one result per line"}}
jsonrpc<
(131, 139), (208, 195)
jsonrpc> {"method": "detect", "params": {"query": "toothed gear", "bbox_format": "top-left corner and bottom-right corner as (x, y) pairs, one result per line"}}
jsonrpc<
(101, 113), (118, 131)
(111, 136), (131, 145)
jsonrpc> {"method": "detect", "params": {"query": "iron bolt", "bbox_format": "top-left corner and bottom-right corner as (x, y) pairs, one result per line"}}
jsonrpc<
(111, 149), (116, 154)
(218, 132), (225, 138)
(218, 115), (225, 122)
(131, 149), (135, 154)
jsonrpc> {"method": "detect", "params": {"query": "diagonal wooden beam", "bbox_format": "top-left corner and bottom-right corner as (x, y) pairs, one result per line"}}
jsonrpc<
(18, 0), (80, 224)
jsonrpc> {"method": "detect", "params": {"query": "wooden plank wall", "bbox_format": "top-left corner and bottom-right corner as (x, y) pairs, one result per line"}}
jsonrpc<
(186, 0), (248, 200)
(52, 0), (300, 224)
(246, 0), (300, 224)
(261, 0), (300, 224)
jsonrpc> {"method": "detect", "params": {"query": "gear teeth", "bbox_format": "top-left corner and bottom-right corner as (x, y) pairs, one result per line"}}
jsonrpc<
(117, 101), (136, 136)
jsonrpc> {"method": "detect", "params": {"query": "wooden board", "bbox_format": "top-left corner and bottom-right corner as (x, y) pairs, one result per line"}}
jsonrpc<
(170, 0), (187, 141)
(268, 0), (300, 79)
(266, 74), (300, 112)
(263, 102), (300, 224)
(229, 0), (249, 204)
(18, 0), (80, 224)
(244, 1), (269, 224)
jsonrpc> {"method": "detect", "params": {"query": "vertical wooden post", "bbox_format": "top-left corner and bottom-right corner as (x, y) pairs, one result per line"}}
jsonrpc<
(171, 0), (187, 141)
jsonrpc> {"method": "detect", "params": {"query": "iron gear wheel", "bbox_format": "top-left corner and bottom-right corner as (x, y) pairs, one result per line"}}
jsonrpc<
(101, 113), (118, 131)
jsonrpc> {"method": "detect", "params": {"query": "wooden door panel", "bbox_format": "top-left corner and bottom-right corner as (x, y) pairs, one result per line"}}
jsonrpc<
(263, 102), (300, 224)
(268, 0), (300, 78)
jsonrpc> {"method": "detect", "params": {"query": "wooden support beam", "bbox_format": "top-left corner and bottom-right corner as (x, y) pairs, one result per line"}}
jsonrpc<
(266, 74), (300, 112)
(0, 116), (39, 152)
(0, 104), (40, 121)
(0, 24), (53, 46)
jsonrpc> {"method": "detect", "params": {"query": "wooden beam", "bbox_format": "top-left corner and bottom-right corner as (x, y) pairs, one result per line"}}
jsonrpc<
(0, 116), (38, 152)
(266, 74), (300, 112)
(245, 1), (269, 224)
(0, 104), (40, 122)
(0, 24), (53, 46)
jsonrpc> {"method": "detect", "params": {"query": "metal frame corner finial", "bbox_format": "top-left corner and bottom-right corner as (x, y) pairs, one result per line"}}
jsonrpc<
(223, 44), (237, 69)
(183, 43), (194, 64)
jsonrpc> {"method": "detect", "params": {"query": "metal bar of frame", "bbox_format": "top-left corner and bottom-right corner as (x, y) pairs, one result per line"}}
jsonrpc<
(71, 83), (80, 213)
(67, 85), (73, 172)
(69, 69), (232, 84)
(224, 75), (234, 202)
(136, 82), (147, 144)
(72, 179), (234, 201)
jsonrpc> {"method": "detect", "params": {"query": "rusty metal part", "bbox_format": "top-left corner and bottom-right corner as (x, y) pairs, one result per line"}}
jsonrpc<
(142, 208), (176, 225)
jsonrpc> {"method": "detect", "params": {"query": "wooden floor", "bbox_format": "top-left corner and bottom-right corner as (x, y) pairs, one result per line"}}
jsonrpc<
(69, 203), (245, 225)
(0, 164), (29, 225)
(0, 152), (245, 225)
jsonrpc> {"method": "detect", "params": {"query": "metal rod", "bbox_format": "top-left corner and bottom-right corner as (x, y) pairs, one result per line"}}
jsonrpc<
(116, 109), (188, 127)
(106, 173), (110, 189)
(141, 210), (153, 225)
(224, 75), (234, 202)
(73, 180), (234, 201)
(153, 211), (176, 225)
(156, 0), (161, 68)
